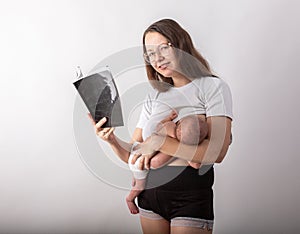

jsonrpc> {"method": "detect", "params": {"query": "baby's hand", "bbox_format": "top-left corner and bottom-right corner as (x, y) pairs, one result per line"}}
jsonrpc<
(155, 110), (178, 133)
(131, 134), (165, 169)
(161, 110), (178, 124)
(156, 121), (177, 138)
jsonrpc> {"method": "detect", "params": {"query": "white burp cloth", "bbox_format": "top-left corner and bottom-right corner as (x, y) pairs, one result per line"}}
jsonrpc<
(128, 142), (149, 180)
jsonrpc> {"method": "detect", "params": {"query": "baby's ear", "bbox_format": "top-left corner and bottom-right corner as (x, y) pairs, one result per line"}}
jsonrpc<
(175, 125), (182, 141)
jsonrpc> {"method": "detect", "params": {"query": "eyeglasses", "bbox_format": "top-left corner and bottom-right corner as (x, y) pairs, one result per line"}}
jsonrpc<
(144, 42), (173, 63)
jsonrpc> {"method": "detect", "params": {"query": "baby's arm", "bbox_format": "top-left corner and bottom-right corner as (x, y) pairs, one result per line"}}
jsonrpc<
(150, 111), (178, 169)
(155, 110), (177, 137)
(150, 122), (177, 169)
(156, 121), (177, 138)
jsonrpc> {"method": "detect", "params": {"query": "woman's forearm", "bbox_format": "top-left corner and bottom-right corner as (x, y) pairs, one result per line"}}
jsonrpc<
(158, 137), (224, 164)
(108, 135), (132, 163)
(158, 136), (204, 163)
(158, 116), (232, 164)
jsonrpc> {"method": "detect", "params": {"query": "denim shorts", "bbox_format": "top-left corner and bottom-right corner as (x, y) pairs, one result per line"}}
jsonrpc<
(138, 165), (214, 227)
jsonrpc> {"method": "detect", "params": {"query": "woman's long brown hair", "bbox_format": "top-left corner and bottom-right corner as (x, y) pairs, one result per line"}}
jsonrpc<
(143, 19), (215, 91)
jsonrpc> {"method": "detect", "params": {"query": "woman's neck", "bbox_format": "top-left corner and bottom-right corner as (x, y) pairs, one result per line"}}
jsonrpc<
(172, 73), (191, 87)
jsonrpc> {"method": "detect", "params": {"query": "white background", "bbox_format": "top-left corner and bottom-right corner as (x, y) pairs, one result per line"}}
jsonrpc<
(1, 0), (300, 233)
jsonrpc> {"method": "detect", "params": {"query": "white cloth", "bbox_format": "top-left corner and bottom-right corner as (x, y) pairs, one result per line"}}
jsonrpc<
(136, 77), (233, 140)
(128, 142), (149, 180)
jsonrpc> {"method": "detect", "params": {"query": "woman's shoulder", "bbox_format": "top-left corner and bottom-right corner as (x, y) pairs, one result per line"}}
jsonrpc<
(193, 76), (225, 84)
(193, 76), (230, 91)
(194, 76), (233, 119)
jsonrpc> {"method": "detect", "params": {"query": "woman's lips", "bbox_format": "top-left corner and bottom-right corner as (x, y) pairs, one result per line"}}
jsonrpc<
(158, 62), (170, 70)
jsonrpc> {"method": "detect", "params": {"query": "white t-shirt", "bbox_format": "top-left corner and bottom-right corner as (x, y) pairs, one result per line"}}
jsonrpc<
(137, 76), (233, 140)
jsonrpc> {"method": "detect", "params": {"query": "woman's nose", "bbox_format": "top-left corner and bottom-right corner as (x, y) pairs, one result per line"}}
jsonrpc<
(155, 54), (164, 63)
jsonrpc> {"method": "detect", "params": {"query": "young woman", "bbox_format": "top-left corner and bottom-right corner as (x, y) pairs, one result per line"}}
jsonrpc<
(91, 19), (233, 234)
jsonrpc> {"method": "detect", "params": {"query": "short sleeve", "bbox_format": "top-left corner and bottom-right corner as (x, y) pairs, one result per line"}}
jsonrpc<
(204, 78), (233, 119)
(136, 93), (153, 128)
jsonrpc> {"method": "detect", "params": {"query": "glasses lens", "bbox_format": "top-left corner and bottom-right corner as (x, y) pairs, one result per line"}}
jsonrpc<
(144, 43), (172, 63)
(159, 44), (170, 55)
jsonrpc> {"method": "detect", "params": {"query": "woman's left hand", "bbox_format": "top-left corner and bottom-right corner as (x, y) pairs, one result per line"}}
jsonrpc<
(131, 133), (165, 170)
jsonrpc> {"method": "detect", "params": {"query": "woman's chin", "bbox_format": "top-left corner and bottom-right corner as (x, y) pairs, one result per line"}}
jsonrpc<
(159, 69), (174, 78)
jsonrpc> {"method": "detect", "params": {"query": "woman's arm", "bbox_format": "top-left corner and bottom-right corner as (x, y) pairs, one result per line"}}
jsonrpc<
(158, 116), (232, 164)
(108, 128), (143, 163)
(107, 135), (131, 163)
(90, 115), (143, 164)
(133, 116), (232, 166)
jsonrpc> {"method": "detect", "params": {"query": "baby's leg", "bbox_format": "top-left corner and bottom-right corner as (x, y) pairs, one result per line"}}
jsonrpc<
(127, 144), (149, 214)
(126, 178), (146, 214)
(150, 152), (176, 169)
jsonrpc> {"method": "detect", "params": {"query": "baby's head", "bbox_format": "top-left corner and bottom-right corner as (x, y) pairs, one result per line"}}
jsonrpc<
(175, 115), (208, 145)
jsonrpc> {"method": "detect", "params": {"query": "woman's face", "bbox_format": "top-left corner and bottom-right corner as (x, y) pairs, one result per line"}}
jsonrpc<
(144, 32), (178, 78)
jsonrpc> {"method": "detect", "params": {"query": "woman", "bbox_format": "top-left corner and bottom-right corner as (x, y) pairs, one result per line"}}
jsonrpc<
(91, 19), (233, 234)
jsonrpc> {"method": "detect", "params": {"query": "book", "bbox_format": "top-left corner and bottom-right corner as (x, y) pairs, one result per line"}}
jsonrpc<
(73, 66), (124, 128)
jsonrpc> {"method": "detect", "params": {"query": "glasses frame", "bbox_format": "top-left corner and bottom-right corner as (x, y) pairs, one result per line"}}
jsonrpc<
(143, 42), (173, 64)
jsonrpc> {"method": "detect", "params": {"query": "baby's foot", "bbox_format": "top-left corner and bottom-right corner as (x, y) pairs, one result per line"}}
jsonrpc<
(189, 161), (201, 169)
(126, 197), (139, 214)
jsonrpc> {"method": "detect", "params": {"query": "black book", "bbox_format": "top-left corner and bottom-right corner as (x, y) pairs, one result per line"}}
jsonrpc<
(73, 67), (124, 128)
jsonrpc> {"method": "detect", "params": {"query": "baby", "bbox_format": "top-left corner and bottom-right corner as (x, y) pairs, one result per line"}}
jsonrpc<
(126, 113), (208, 214)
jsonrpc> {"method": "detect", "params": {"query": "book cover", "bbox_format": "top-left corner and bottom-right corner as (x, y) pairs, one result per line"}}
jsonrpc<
(73, 67), (124, 128)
